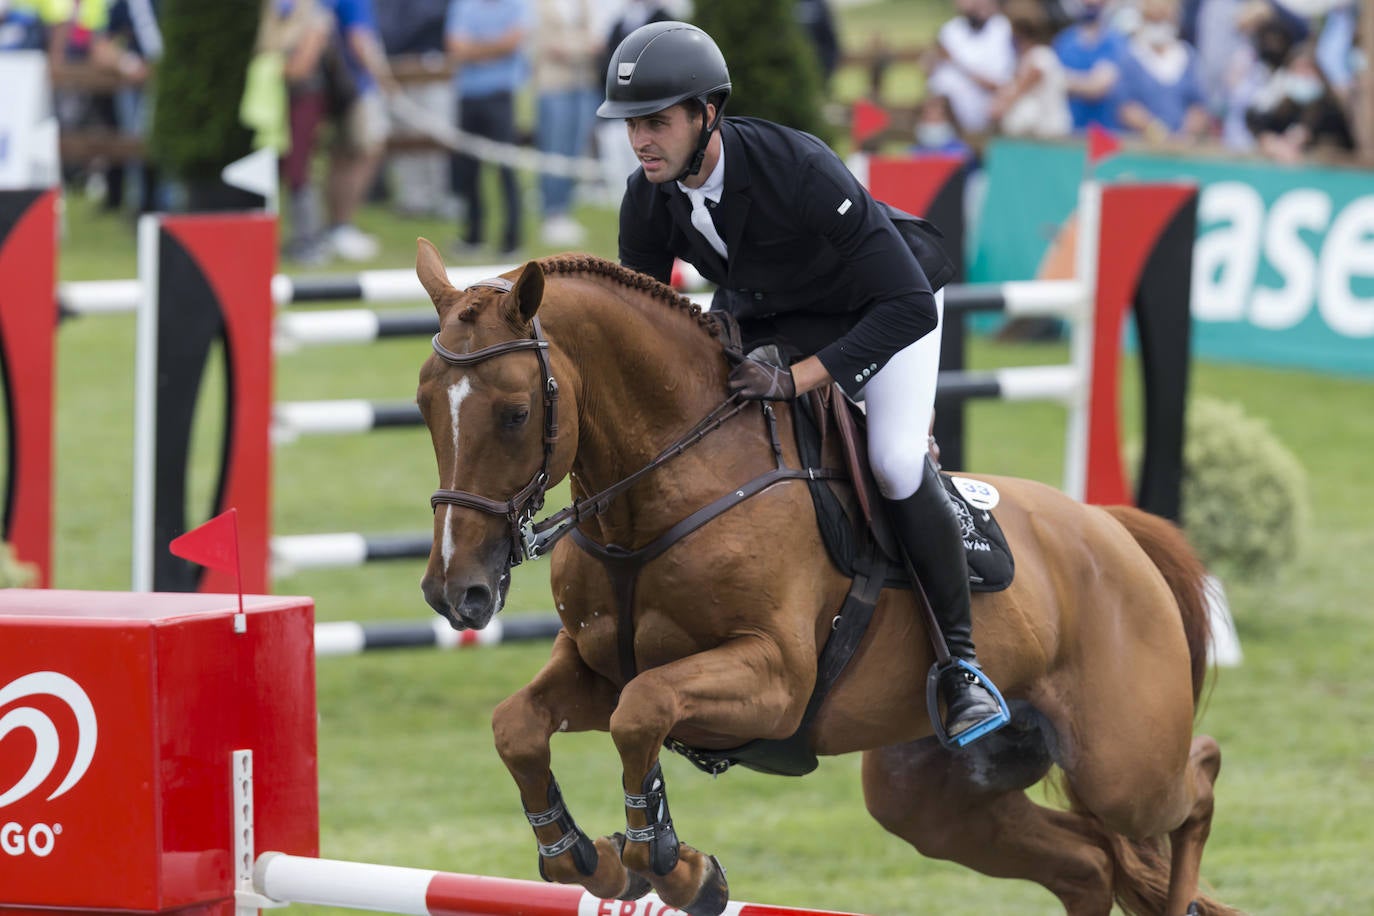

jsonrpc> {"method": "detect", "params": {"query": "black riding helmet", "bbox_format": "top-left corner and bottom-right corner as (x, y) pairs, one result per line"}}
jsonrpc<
(597, 21), (732, 180)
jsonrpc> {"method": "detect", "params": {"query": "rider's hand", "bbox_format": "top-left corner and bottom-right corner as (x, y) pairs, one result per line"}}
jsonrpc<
(728, 358), (797, 401)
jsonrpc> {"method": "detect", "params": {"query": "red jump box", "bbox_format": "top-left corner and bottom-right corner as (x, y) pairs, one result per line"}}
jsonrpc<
(0, 590), (319, 916)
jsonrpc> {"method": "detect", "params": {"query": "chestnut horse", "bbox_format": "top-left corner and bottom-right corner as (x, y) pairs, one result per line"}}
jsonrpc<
(413, 241), (1237, 916)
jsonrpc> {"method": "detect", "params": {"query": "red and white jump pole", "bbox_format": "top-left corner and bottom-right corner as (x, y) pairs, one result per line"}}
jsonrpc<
(249, 853), (867, 916)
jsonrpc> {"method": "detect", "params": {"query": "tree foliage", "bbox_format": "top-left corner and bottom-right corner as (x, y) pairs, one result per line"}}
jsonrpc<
(691, 0), (830, 141)
(149, 0), (258, 182)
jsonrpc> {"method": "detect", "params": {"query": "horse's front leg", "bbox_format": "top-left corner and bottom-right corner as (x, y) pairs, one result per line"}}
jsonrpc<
(612, 635), (811, 916)
(491, 629), (644, 900)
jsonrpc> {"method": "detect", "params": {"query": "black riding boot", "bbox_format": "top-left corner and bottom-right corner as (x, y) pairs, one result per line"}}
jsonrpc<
(887, 455), (1007, 745)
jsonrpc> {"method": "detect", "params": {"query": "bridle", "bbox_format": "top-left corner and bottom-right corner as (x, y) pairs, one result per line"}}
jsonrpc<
(426, 277), (753, 569)
(428, 278), (559, 567)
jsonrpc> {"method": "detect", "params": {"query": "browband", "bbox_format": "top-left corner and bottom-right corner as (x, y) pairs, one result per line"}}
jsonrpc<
(431, 276), (546, 366)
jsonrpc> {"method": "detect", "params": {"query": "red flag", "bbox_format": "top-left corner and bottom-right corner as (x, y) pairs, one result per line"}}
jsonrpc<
(1086, 123), (1122, 166)
(170, 509), (245, 614)
(850, 98), (891, 148)
(170, 508), (240, 573)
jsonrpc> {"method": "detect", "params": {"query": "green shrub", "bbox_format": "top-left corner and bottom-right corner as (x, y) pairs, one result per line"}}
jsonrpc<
(691, 0), (830, 141)
(1180, 396), (1309, 581)
(0, 542), (37, 588)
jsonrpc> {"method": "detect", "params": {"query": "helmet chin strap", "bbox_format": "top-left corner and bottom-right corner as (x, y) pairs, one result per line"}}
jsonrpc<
(674, 98), (723, 182)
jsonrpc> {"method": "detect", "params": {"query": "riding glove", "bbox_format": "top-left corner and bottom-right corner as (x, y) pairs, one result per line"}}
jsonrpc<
(728, 357), (797, 401)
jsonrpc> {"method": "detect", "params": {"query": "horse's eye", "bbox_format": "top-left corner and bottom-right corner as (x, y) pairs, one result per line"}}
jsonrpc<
(501, 406), (530, 430)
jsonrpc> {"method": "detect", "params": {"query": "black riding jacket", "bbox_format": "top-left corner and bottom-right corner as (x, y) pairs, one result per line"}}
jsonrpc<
(618, 116), (954, 396)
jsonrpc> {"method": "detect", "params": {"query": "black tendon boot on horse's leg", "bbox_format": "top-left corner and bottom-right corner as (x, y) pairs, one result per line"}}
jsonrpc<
(887, 455), (1009, 747)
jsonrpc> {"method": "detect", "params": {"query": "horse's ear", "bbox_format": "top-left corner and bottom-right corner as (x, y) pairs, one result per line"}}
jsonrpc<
(510, 260), (545, 324)
(415, 237), (454, 313)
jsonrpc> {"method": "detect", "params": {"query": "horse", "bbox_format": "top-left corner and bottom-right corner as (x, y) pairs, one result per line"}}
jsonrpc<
(412, 240), (1238, 916)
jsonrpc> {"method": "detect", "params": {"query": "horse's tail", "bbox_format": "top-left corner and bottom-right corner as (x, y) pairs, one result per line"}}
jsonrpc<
(1053, 507), (1242, 916)
(1104, 504), (1211, 707)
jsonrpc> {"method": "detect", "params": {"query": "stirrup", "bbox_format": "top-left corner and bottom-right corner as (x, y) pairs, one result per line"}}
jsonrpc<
(924, 658), (1012, 750)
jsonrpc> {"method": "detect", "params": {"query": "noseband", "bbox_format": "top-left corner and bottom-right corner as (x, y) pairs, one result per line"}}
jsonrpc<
(428, 277), (559, 567)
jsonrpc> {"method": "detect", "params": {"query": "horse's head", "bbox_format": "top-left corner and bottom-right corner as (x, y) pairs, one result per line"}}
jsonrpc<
(414, 238), (564, 630)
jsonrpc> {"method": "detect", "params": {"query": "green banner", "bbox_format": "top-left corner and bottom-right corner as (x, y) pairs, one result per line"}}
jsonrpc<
(972, 138), (1374, 377)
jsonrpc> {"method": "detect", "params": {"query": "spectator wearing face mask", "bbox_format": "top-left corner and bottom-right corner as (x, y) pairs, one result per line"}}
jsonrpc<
(1053, 0), (1129, 131)
(923, 0), (1016, 136)
(911, 93), (974, 158)
(1117, 0), (1212, 144)
(1212, 1), (1292, 149)
(1247, 39), (1355, 162)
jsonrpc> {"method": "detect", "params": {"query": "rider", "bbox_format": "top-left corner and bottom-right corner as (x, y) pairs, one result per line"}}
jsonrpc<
(596, 21), (1007, 746)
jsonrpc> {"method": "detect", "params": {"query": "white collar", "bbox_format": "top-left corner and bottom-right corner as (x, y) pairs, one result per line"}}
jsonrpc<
(677, 141), (725, 204)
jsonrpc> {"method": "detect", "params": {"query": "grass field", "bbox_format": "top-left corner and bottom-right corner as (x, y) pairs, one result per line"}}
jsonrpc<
(27, 2), (1374, 913)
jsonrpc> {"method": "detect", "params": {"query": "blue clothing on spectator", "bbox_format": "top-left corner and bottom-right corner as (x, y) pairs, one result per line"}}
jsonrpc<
(911, 137), (974, 159)
(1053, 25), (1128, 131)
(445, 0), (531, 99)
(107, 0), (162, 60)
(0, 10), (46, 50)
(0, 0), (63, 51)
(1118, 45), (1207, 134)
(377, 0), (446, 55)
(1315, 5), (1357, 92)
(1268, 1), (1312, 42)
(326, 0), (380, 94)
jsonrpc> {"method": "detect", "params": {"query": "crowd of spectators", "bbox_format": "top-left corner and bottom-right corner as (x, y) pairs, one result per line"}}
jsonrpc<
(2, 0), (1363, 266)
(0, 0), (707, 264)
(917, 0), (1365, 165)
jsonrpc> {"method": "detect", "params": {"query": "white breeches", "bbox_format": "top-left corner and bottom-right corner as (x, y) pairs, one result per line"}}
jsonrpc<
(861, 288), (944, 500)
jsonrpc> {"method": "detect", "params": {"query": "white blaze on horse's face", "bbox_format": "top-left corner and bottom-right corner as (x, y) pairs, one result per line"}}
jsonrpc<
(441, 377), (473, 570)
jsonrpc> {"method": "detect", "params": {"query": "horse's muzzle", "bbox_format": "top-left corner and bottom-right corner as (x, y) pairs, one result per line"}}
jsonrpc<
(421, 567), (510, 630)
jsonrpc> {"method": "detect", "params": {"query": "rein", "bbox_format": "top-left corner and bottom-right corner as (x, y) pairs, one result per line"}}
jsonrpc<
(427, 276), (751, 567)
(526, 397), (749, 557)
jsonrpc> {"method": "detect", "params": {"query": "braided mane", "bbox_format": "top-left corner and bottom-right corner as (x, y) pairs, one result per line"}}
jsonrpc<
(537, 254), (721, 339)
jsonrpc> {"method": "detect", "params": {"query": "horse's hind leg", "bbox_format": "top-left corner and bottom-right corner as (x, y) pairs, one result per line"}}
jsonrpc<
(1166, 736), (1223, 916)
(862, 739), (1117, 915)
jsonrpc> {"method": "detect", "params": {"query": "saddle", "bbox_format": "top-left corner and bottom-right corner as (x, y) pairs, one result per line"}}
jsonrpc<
(792, 388), (1015, 594)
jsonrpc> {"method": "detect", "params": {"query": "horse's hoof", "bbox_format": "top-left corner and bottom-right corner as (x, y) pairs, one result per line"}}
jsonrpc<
(608, 833), (653, 901)
(682, 854), (729, 916)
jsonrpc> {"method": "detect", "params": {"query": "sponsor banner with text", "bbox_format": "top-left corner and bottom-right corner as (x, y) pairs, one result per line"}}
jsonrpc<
(972, 138), (1374, 377)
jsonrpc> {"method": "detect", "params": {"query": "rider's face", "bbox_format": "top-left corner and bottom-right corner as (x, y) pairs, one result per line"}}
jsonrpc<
(624, 103), (709, 184)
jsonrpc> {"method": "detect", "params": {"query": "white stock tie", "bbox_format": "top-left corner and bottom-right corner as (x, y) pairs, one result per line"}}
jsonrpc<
(687, 189), (728, 259)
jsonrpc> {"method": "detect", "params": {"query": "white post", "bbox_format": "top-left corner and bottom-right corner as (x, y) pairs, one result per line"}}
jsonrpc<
(1062, 180), (1102, 502)
(131, 214), (160, 591)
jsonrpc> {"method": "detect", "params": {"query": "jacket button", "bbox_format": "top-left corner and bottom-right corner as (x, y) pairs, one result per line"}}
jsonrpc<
(854, 374), (864, 383)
